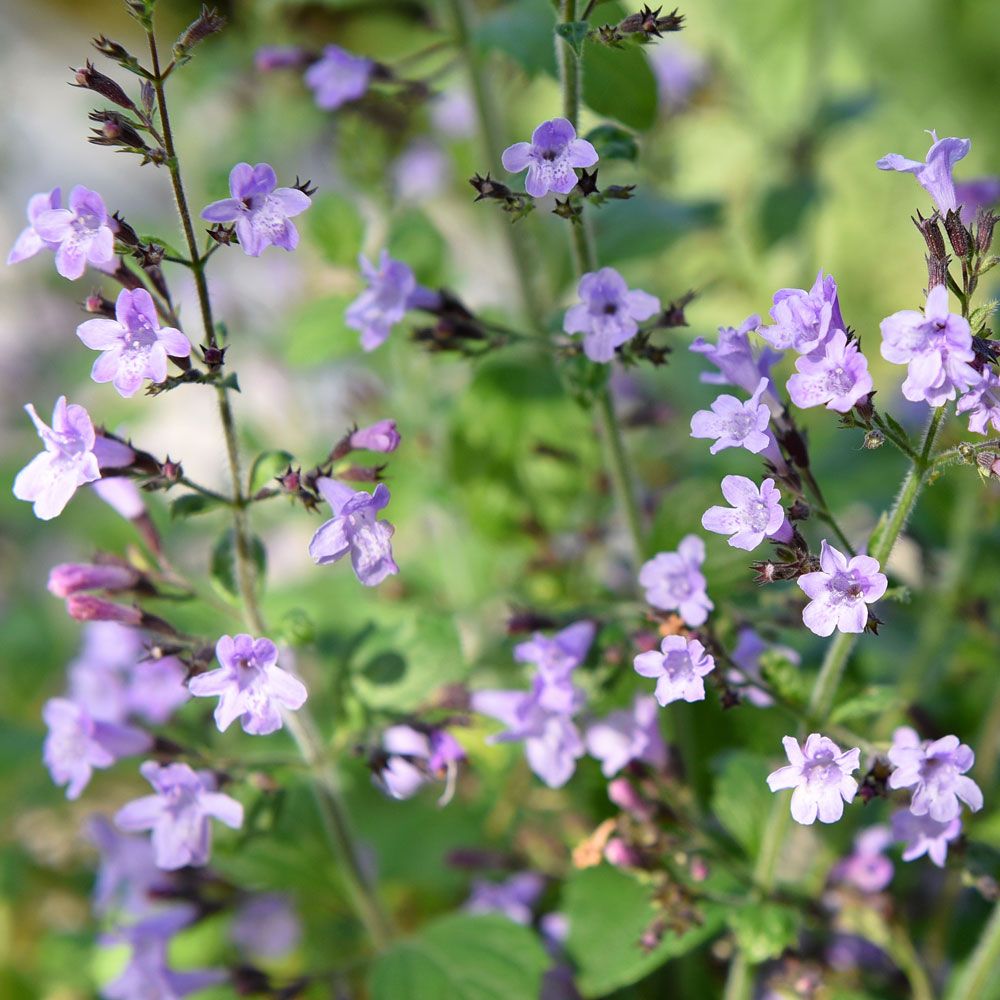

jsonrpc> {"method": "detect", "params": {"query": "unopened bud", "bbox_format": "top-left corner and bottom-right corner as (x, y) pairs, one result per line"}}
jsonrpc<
(604, 838), (642, 868)
(84, 292), (116, 316)
(944, 209), (972, 258)
(174, 5), (226, 57)
(110, 212), (139, 245)
(863, 429), (885, 449)
(254, 45), (311, 72)
(912, 211), (947, 259)
(608, 777), (652, 819)
(854, 391), (876, 422)
(66, 594), (143, 626)
(349, 420), (401, 454)
(71, 61), (136, 111)
(160, 458), (183, 482)
(48, 562), (141, 598)
(975, 208), (998, 255)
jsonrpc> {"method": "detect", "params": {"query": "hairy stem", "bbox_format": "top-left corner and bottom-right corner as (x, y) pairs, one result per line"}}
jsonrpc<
(147, 27), (391, 951)
(946, 901), (1000, 1000)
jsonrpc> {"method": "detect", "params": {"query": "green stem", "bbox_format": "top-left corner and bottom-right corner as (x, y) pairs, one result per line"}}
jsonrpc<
(947, 902), (1000, 1000)
(147, 26), (392, 951)
(724, 407), (948, 999)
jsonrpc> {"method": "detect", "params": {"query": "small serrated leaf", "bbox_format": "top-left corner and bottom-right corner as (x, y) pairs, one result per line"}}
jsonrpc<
(169, 493), (226, 519)
(556, 20), (591, 58)
(584, 123), (638, 161)
(249, 450), (295, 495)
(210, 529), (266, 599)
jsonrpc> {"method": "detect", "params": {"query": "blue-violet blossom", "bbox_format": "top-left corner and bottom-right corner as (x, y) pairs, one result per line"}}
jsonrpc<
(633, 635), (715, 706)
(501, 117), (598, 198)
(701, 475), (791, 551)
(830, 825), (894, 893)
(304, 45), (374, 110)
(797, 540), (886, 637)
(760, 270), (845, 354)
(876, 131), (971, 214)
(7, 187), (61, 266)
(30, 185), (115, 279)
(891, 809), (962, 868)
(957, 369), (1000, 435)
(585, 695), (667, 777)
(637, 535), (713, 626)
(690, 376), (772, 454)
(766, 733), (860, 825)
(786, 329), (873, 413)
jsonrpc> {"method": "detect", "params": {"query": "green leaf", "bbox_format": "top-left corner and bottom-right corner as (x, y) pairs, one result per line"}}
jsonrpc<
(711, 752), (774, 856)
(584, 123), (638, 161)
(556, 20), (591, 57)
(169, 493), (226, 520)
(369, 914), (549, 1000)
(388, 210), (447, 287)
(473, 0), (557, 77)
(136, 233), (186, 260)
(563, 865), (724, 996)
(727, 902), (799, 964)
(592, 191), (720, 263)
(814, 93), (877, 136)
(582, 37), (658, 131)
(758, 648), (807, 704)
(210, 529), (266, 599)
(829, 687), (901, 725)
(248, 450), (295, 495)
(882, 410), (913, 449)
(758, 176), (820, 248)
(307, 193), (366, 268)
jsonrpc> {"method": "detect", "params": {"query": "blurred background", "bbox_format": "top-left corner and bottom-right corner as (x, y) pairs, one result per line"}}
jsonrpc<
(2, 0), (1000, 996)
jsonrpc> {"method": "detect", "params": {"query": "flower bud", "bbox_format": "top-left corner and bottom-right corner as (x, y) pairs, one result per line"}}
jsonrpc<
(71, 60), (136, 112)
(944, 209), (972, 258)
(607, 777), (651, 819)
(349, 420), (401, 454)
(48, 562), (141, 598)
(975, 208), (998, 255)
(160, 458), (183, 482)
(84, 292), (116, 317)
(604, 838), (642, 868)
(174, 5), (226, 58)
(254, 46), (311, 72)
(912, 211), (947, 259)
(66, 594), (143, 626)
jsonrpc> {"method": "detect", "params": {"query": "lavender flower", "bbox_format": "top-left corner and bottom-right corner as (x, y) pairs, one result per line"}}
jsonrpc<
(309, 477), (398, 586)
(876, 131), (971, 214)
(830, 826), (894, 893)
(201, 162), (311, 257)
(637, 535), (713, 626)
(887, 726), (983, 823)
(464, 872), (544, 925)
(254, 45), (309, 72)
(786, 329), (873, 413)
(726, 628), (799, 708)
(563, 267), (660, 363)
(472, 688), (585, 788)
(87, 817), (173, 919)
(879, 285), (977, 407)
(30, 185), (115, 279)
(585, 695), (667, 777)
(393, 141), (451, 202)
(501, 118), (598, 198)
(891, 808), (962, 868)
(345, 251), (439, 352)
(957, 369), (1000, 434)
(7, 187), (61, 265)
(701, 475), (791, 551)
(127, 658), (191, 726)
(761, 270), (845, 354)
(92, 476), (145, 520)
(377, 725), (465, 804)
(350, 419), (401, 453)
(76, 288), (191, 397)
(47, 561), (140, 598)
(690, 377), (772, 454)
(304, 45), (374, 110)
(114, 761), (244, 870)
(690, 315), (783, 414)
(188, 634), (307, 736)
(954, 176), (1000, 225)
(231, 894), (302, 959)
(67, 622), (143, 724)
(647, 37), (707, 112)
(13, 397), (101, 520)
(515, 620), (596, 691)
(766, 734), (861, 825)
(797, 540), (887, 637)
(633, 635), (715, 706)
(42, 698), (150, 800)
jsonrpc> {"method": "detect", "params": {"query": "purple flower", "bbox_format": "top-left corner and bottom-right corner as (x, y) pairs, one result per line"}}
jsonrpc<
(501, 118), (598, 198)
(309, 477), (398, 586)
(726, 628), (799, 708)
(42, 698), (150, 800)
(188, 634), (307, 736)
(87, 816), (173, 918)
(515, 620), (595, 685)
(585, 695), (667, 777)
(633, 635), (715, 706)
(350, 419), (401, 453)
(954, 176), (1000, 225)
(648, 38), (707, 112)
(786, 330), (873, 413)
(127, 657), (191, 726)
(891, 809), (962, 868)
(766, 733), (860, 825)
(345, 250), (439, 352)
(376, 725), (466, 804)
(797, 540), (887, 637)
(231, 894), (301, 959)
(690, 315), (783, 413)
(48, 561), (139, 598)
(637, 535), (713, 626)
(887, 726), (983, 823)
(30, 185), (115, 279)
(563, 267), (660, 363)
(7, 187), (61, 265)
(201, 162), (311, 257)
(957, 369), (1000, 434)
(830, 826), (894, 893)
(464, 872), (545, 925)
(761, 270), (845, 354)
(876, 131), (971, 214)
(92, 476), (146, 521)
(879, 285), (977, 407)
(690, 377), (772, 454)
(393, 141), (451, 202)
(66, 594), (143, 626)
(76, 289), (191, 397)
(115, 761), (244, 870)
(304, 45), (374, 110)
(701, 475), (790, 551)
(472, 688), (585, 788)
(67, 622), (143, 724)
(254, 45), (309, 72)
(13, 396), (101, 520)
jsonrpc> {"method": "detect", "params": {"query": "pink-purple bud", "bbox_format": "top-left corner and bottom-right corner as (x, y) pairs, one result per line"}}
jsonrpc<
(608, 777), (651, 818)
(604, 837), (642, 868)
(254, 45), (311, 72)
(66, 594), (143, 626)
(48, 562), (141, 598)
(349, 419), (401, 453)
